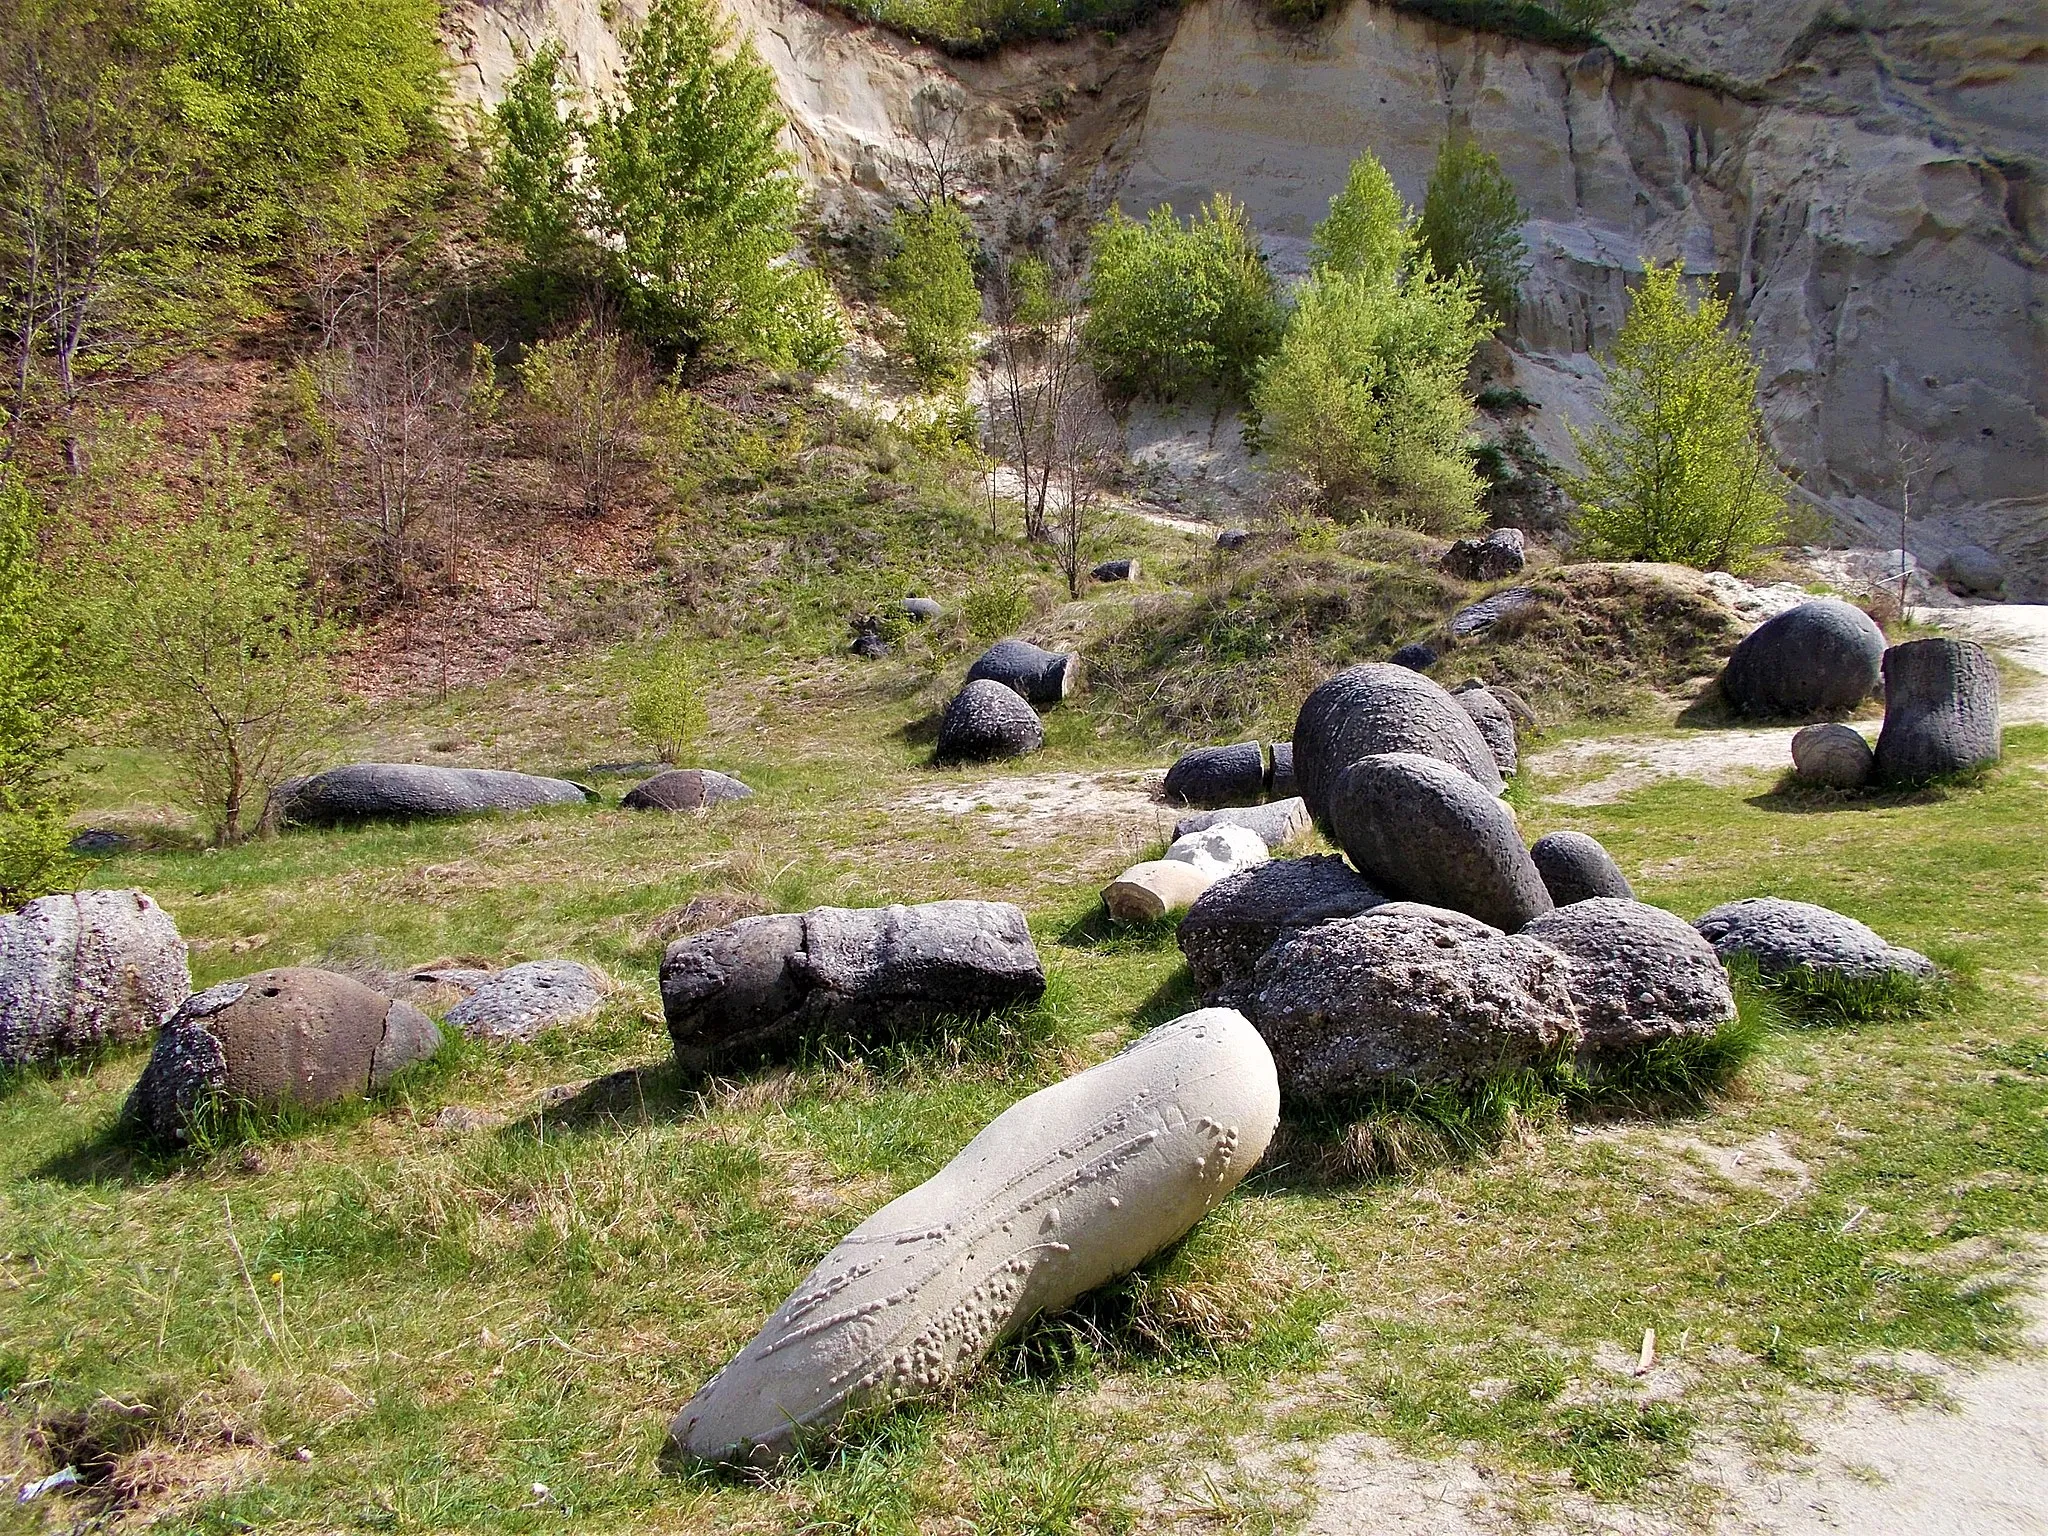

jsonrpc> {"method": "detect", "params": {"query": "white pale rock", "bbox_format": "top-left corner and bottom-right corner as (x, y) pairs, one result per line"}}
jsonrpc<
(0, 889), (190, 1067)
(1162, 824), (1270, 880)
(1102, 859), (1215, 923)
(673, 1007), (1279, 1466)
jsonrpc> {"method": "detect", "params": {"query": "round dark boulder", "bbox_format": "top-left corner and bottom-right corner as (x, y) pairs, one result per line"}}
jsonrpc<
(1178, 855), (1385, 1007)
(1522, 898), (1734, 1057)
(1389, 642), (1438, 672)
(1091, 558), (1138, 583)
(849, 628), (891, 660)
(1440, 527), (1526, 582)
(935, 679), (1044, 762)
(899, 597), (943, 623)
(123, 967), (441, 1145)
(1217, 528), (1251, 550)
(623, 769), (755, 812)
(1693, 897), (1933, 982)
(1940, 545), (2004, 598)
(272, 764), (594, 826)
(1451, 685), (1519, 777)
(1249, 907), (1579, 1101)
(1719, 600), (1884, 719)
(1529, 831), (1633, 906)
(1, 889), (191, 1069)
(1292, 663), (1502, 833)
(1327, 752), (1549, 931)
(1163, 741), (1267, 808)
(1790, 723), (1874, 789)
(965, 639), (1077, 706)
(1874, 638), (2001, 785)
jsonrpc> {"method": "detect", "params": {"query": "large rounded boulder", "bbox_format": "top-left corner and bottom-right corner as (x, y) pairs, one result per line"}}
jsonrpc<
(1162, 741), (1267, 808)
(1250, 907), (1579, 1102)
(1791, 723), (1875, 789)
(935, 680), (1044, 762)
(965, 639), (1077, 706)
(1292, 663), (1502, 833)
(1719, 600), (1884, 720)
(1529, 831), (1634, 906)
(273, 764), (594, 825)
(1874, 638), (2001, 785)
(1522, 899), (1734, 1057)
(1693, 898), (1933, 983)
(622, 769), (754, 812)
(1451, 684), (1519, 777)
(123, 968), (442, 1145)
(0, 890), (190, 1068)
(1327, 752), (1551, 931)
(1178, 855), (1387, 1007)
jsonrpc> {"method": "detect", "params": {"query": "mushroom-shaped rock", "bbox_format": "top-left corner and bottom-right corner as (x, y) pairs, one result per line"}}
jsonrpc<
(1790, 724), (1875, 789)
(1522, 899), (1734, 1057)
(1693, 898), (1933, 983)
(673, 1006), (1278, 1466)
(899, 597), (943, 623)
(443, 960), (609, 1041)
(1249, 907), (1579, 1101)
(1451, 685), (1519, 777)
(0, 890), (190, 1068)
(1162, 741), (1267, 808)
(272, 763), (594, 825)
(1178, 855), (1386, 1007)
(1529, 831), (1634, 906)
(1388, 642), (1438, 672)
(622, 769), (755, 812)
(1327, 752), (1550, 931)
(1091, 558), (1138, 583)
(122, 968), (441, 1145)
(661, 902), (1046, 1071)
(1719, 600), (1884, 719)
(1173, 797), (1309, 851)
(1292, 663), (1502, 833)
(935, 680), (1044, 762)
(965, 639), (1077, 706)
(1874, 638), (2001, 785)
(1267, 741), (1295, 797)
(1449, 586), (1537, 638)
(1103, 860), (1214, 923)
(1440, 527), (1526, 581)
(1163, 825), (1269, 881)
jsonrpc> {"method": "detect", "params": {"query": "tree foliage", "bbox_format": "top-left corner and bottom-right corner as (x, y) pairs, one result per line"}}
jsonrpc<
(1417, 133), (1528, 319)
(1566, 262), (1787, 571)
(517, 319), (651, 515)
(883, 201), (981, 387)
(1081, 194), (1281, 400)
(485, 39), (585, 295)
(1312, 151), (1409, 286)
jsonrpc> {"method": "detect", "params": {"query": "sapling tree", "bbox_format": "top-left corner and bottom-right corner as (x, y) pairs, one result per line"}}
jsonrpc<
(517, 317), (651, 515)
(622, 635), (707, 764)
(1416, 132), (1528, 319)
(883, 201), (981, 387)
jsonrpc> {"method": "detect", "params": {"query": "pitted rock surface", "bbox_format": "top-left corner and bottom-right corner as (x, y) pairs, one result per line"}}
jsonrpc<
(1162, 741), (1266, 808)
(1451, 685), (1520, 777)
(1328, 752), (1550, 931)
(1250, 908), (1579, 1101)
(0, 889), (190, 1068)
(1179, 855), (1387, 1007)
(443, 960), (610, 1041)
(1529, 831), (1634, 906)
(935, 679), (1044, 762)
(1292, 663), (1502, 833)
(1874, 638), (2002, 784)
(1694, 898), (1934, 983)
(1522, 899), (1734, 1056)
(123, 968), (441, 1144)
(672, 1006), (1278, 1466)
(1791, 723), (1875, 788)
(1458, 679), (1538, 734)
(1720, 600), (1884, 719)
(1173, 797), (1309, 850)
(662, 901), (1046, 1070)
(964, 638), (1077, 705)
(272, 763), (594, 825)
(622, 769), (755, 812)
(1440, 526), (1527, 581)
(1103, 859), (1215, 923)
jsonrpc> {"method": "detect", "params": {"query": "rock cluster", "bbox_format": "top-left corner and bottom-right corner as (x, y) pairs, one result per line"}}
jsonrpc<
(1103, 825), (1269, 923)
(1439, 527), (1526, 581)
(1291, 663), (1502, 833)
(622, 769), (754, 812)
(0, 890), (191, 1068)
(1720, 600), (1884, 720)
(1178, 855), (1385, 1007)
(272, 764), (594, 825)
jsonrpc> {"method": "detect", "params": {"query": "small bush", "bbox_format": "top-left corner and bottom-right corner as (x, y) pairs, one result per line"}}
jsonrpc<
(1417, 132), (1528, 319)
(961, 573), (1032, 643)
(516, 320), (650, 514)
(621, 636), (708, 763)
(882, 201), (981, 386)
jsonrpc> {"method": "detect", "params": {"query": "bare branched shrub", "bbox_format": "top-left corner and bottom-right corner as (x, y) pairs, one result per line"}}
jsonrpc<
(985, 251), (1092, 544)
(900, 84), (968, 211)
(517, 316), (651, 515)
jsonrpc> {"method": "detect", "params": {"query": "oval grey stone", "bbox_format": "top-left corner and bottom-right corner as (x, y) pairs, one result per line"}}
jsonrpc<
(272, 764), (595, 826)
(1522, 898), (1734, 1056)
(1693, 897), (1933, 983)
(935, 679), (1044, 762)
(1720, 600), (1884, 720)
(1790, 723), (1874, 789)
(1529, 831), (1634, 906)
(1292, 663), (1502, 834)
(0, 889), (191, 1068)
(1163, 741), (1266, 808)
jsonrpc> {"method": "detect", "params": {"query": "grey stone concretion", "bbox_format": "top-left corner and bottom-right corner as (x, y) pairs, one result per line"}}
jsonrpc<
(1874, 638), (2002, 784)
(1791, 723), (1875, 789)
(1452, 685), (1519, 777)
(271, 763), (595, 825)
(849, 628), (891, 659)
(1250, 907), (1579, 1100)
(1216, 528), (1251, 550)
(622, 769), (755, 812)
(1719, 599), (1884, 719)
(1440, 527), (1527, 581)
(1091, 558), (1138, 582)
(935, 679), (1044, 762)
(1267, 741), (1295, 797)
(1940, 545), (2004, 598)
(1327, 752), (1551, 932)
(1291, 663), (1502, 834)
(965, 638), (1077, 705)
(1522, 899), (1735, 1055)
(0, 889), (191, 1068)
(1529, 831), (1634, 906)
(1449, 586), (1538, 638)
(1178, 855), (1387, 1007)
(442, 961), (610, 1041)
(662, 901), (1047, 1070)
(123, 967), (441, 1145)
(1693, 897), (1934, 982)
(67, 828), (131, 855)
(1162, 741), (1267, 808)
(1172, 797), (1310, 850)
(673, 1007), (1277, 1466)
(1389, 642), (1438, 672)
(1457, 679), (1538, 734)
(899, 597), (943, 623)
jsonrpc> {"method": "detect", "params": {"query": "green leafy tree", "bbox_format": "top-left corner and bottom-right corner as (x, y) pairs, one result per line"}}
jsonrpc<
(883, 201), (981, 387)
(486, 39), (586, 294)
(622, 636), (707, 764)
(1417, 133), (1528, 319)
(517, 319), (650, 515)
(1082, 193), (1281, 400)
(1566, 262), (1787, 570)
(1311, 150), (1409, 286)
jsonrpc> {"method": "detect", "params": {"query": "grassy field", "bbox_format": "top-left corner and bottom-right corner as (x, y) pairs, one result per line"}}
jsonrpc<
(2, 557), (2043, 1532)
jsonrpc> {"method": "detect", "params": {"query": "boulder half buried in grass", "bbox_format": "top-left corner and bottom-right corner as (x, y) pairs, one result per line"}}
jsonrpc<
(935, 679), (1043, 762)
(1693, 898), (1933, 984)
(622, 769), (754, 811)
(672, 1007), (1278, 1466)
(965, 638), (1077, 706)
(1522, 899), (1734, 1058)
(0, 889), (190, 1069)
(442, 961), (610, 1041)
(272, 764), (594, 825)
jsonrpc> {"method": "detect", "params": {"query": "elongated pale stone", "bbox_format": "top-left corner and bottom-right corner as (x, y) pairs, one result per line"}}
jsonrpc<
(673, 1007), (1280, 1466)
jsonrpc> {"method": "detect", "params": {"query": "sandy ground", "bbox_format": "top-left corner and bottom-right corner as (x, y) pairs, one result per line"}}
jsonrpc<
(894, 768), (1174, 846)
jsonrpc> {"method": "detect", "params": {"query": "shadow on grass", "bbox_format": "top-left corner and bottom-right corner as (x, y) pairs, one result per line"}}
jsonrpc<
(1746, 762), (1994, 814)
(1057, 903), (1181, 951)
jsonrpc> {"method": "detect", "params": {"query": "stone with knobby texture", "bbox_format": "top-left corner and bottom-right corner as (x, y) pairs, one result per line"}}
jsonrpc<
(965, 639), (1077, 706)
(1178, 855), (1386, 1007)
(1874, 638), (2001, 785)
(0, 889), (190, 1068)
(272, 763), (594, 826)
(443, 961), (610, 1041)
(935, 679), (1044, 762)
(1790, 723), (1874, 789)
(672, 1007), (1279, 1466)
(1451, 685), (1519, 777)
(1529, 831), (1634, 906)
(1719, 599), (1883, 720)
(622, 769), (754, 812)
(1693, 897), (1933, 983)
(1522, 899), (1734, 1057)
(1162, 741), (1267, 808)
(1292, 663), (1502, 834)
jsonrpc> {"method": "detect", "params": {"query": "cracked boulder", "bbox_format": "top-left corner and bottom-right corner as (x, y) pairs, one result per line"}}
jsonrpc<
(622, 769), (755, 812)
(0, 889), (190, 1068)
